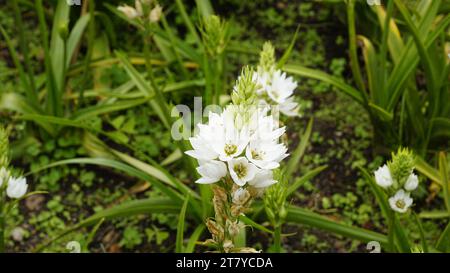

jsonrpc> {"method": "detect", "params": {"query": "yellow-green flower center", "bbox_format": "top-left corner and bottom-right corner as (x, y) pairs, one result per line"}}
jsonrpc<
(224, 144), (237, 156)
(233, 163), (247, 179)
(396, 199), (405, 209)
(251, 150), (263, 160)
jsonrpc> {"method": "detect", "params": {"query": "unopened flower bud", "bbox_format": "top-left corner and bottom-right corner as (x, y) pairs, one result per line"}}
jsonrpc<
(117, 5), (140, 19)
(149, 4), (162, 23)
(58, 22), (69, 41)
(404, 173), (419, 191)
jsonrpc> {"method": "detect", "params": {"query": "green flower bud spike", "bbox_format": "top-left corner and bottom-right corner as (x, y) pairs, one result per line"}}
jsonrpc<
(387, 147), (415, 187)
(199, 15), (230, 57)
(259, 41), (276, 72)
(231, 66), (257, 107)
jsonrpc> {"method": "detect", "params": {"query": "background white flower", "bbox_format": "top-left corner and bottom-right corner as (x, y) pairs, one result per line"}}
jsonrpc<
(404, 173), (419, 191)
(388, 189), (413, 213)
(195, 160), (227, 184)
(374, 164), (393, 188)
(6, 176), (28, 199)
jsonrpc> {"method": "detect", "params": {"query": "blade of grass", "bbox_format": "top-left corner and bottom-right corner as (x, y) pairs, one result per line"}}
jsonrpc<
(176, 195), (190, 253)
(283, 64), (364, 104)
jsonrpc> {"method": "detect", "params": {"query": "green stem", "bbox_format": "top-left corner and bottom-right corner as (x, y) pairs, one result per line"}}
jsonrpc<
(387, 210), (395, 252)
(12, 0), (38, 105)
(347, 0), (367, 102)
(79, 0), (95, 108)
(273, 223), (282, 253)
(0, 194), (5, 253)
(213, 54), (223, 105)
(413, 212), (429, 252)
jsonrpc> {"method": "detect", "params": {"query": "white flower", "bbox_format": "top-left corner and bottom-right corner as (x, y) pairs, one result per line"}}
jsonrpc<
(149, 4), (162, 23)
(404, 173), (419, 191)
(228, 157), (258, 186)
(212, 108), (250, 161)
(6, 176), (28, 199)
(195, 160), (227, 184)
(117, 5), (140, 19)
(185, 112), (222, 161)
(249, 112), (285, 142)
(253, 70), (299, 117)
(232, 188), (250, 205)
(278, 96), (300, 117)
(253, 71), (271, 96)
(374, 164), (393, 188)
(0, 166), (9, 187)
(245, 139), (288, 169)
(248, 169), (277, 188)
(389, 189), (413, 213)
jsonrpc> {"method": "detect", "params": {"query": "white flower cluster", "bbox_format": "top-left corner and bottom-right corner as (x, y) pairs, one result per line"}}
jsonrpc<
(252, 42), (299, 116)
(186, 105), (288, 190)
(118, 0), (162, 22)
(253, 70), (299, 117)
(374, 164), (418, 213)
(0, 167), (28, 199)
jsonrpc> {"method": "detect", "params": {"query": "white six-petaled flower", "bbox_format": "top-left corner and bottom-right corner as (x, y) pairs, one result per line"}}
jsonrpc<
(253, 70), (299, 116)
(374, 164), (393, 189)
(195, 160), (227, 184)
(228, 157), (258, 186)
(388, 189), (413, 213)
(6, 176), (28, 199)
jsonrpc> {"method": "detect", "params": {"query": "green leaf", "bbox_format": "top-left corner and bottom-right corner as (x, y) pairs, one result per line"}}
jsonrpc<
(240, 215), (274, 234)
(110, 149), (200, 200)
(34, 198), (180, 252)
(25, 158), (185, 205)
(176, 195), (190, 253)
(185, 225), (205, 253)
(415, 155), (443, 186)
(50, 0), (70, 92)
(436, 220), (450, 252)
(66, 14), (90, 68)
(439, 152), (450, 213)
(71, 98), (149, 121)
(277, 25), (300, 69)
(368, 102), (393, 122)
(286, 205), (388, 246)
(287, 165), (327, 197)
(284, 117), (313, 178)
(430, 118), (450, 140)
(195, 0), (214, 17)
(0, 93), (54, 135)
(283, 64), (364, 104)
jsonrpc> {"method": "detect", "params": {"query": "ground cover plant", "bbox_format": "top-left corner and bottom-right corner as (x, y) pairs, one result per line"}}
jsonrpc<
(0, 0), (448, 253)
